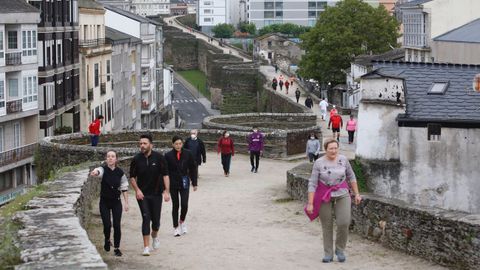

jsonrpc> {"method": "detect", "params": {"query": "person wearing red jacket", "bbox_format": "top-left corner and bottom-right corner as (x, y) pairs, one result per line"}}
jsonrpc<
(217, 130), (235, 177)
(89, 115), (104, 146)
(328, 112), (343, 142)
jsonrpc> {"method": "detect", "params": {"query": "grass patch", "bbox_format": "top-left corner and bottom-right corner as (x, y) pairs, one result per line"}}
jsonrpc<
(274, 197), (294, 203)
(351, 159), (368, 192)
(177, 70), (210, 100)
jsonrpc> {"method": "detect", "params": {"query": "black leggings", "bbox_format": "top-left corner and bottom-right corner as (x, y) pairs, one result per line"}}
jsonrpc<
(250, 151), (260, 169)
(99, 197), (122, 248)
(221, 153), (232, 173)
(348, 131), (355, 143)
(171, 187), (190, 228)
(137, 195), (163, 236)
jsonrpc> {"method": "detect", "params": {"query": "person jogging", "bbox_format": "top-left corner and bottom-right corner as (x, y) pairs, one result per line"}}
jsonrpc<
(90, 150), (129, 257)
(328, 111), (343, 142)
(130, 134), (170, 256)
(89, 115), (104, 146)
(165, 136), (198, 237)
(248, 127), (264, 173)
(217, 130), (235, 177)
(184, 129), (206, 175)
(295, 89), (301, 103)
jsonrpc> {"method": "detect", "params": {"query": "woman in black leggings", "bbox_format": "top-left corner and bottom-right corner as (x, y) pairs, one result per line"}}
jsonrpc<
(91, 150), (129, 256)
(165, 136), (198, 237)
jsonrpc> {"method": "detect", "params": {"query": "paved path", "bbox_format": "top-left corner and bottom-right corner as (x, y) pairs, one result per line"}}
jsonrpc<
(87, 153), (445, 270)
(172, 78), (211, 129)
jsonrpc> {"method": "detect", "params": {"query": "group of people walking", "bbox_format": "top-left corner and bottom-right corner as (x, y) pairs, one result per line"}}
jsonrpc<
(91, 128), (265, 257)
(271, 75), (296, 95)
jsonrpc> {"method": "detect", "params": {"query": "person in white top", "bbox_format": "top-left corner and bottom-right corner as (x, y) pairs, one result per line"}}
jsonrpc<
(319, 98), (329, 121)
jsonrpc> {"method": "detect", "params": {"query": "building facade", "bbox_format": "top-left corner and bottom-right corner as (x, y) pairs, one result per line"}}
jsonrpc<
(196, 0), (230, 33)
(105, 26), (142, 130)
(79, 0), (114, 133)
(26, 0), (80, 138)
(0, 0), (40, 205)
(254, 33), (303, 71)
(132, 0), (170, 16)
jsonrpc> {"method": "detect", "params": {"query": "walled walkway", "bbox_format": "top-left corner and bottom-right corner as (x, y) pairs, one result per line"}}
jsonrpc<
(87, 153), (445, 270)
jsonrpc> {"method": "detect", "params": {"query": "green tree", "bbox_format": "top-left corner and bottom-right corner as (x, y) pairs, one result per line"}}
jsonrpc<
(299, 0), (400, 84)
(238, 22), (257, 35)
(258, 23), (310, 37)
(212, 23), (235, 38)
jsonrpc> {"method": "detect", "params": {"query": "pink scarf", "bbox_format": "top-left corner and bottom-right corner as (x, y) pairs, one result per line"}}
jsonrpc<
(304, 180), (349, 221)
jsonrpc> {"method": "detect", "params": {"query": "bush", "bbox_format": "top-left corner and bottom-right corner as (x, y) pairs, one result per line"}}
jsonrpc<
(258, 23), (310, 37)
(238, 22), (256, 35)
(212, 23), (235, 38)
(54, 126), (72, 135)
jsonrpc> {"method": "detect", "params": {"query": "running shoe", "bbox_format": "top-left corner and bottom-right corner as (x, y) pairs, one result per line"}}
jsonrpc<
(142, 247), (150, 256)
(180, 222), (188, 235)
(152, 237), (160, 249)
(174, 227), (181, 237)
(104, 240), (111, 252)
(114, 248), (122, 257)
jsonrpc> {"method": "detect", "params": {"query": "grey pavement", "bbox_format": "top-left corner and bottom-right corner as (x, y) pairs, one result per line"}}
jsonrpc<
(172, 78), (212, 129)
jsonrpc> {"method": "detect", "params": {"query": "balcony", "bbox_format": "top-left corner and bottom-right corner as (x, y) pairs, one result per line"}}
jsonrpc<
(5, 52), (22, 66)
(7, 99), (22, 114)
(79, 38), (107, 48)
(0, 143), (36, 167)
(100, 83), (106, 95)
(88, 88), (93, 101)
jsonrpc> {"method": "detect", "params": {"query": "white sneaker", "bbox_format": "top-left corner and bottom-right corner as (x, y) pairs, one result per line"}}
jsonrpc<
(152, 237), (160, 249)
(180, 222), (188, 235)
(174, 227), (181, 237)
(142, 246), (150, 256)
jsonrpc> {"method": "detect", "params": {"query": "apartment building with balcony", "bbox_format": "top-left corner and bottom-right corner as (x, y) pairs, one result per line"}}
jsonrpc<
(197, 0), (230, 33)
(104, 5), (165, 129)
(105, 26), (142, 130)
(132, 0), (171, 16)
(25, 0), (81, 137)
(396, 0), (480, 63)
(0, 0), (40, 205)
(79, 0), (114, 133)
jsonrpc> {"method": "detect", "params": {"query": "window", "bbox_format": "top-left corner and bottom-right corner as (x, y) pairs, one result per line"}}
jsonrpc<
(0, 81), (4, 109)
(267, 41), (272, 48)
(106, 60), (111, 81)
(57, 43), (62, 63)
(8, 31), (17, 49)
(264, 2), (274, 9)
(204, 9), (212, 14)
(0, 31), (3, 58)
(203, 1), (212, 5)
(264, 11), (274, 19)
(276, 11), (283, 18)
(203, 17), (212, 22)
(21, 30), (37, 56)
(0, 126), (3, 152)
(428, 82), (448, 94)
(8, 79), (18, 97)
(14, 122), (21, 148)
(427, 123), (441, 141)
(317, 1), (327, 9)
(16, 167), (23, 186)
(107, 99), (112, 122)
(308, 11), (317, 18)
(275, 2), (283, 9)
(23, 76), (37, 103)
(308, 1), (317, 8)
(0, 171), (13, 192)
(94, 63), (99, 87)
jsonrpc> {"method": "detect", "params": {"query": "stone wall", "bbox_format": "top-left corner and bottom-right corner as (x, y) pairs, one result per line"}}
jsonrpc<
(14, 170), (107, 270)
(163, 26), (199, 70)
(286, 163), (480, 270)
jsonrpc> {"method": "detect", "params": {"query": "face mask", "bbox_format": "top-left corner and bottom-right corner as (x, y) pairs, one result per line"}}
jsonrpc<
(253, 129), (258, 133)
(190, 134), (196, 139)
(225, 133), (230, 138)
(310, 136), (315, 140)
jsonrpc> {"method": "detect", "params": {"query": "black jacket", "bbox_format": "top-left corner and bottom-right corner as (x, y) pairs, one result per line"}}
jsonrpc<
(129, 151), (168, 195)
(165, 148), (198, 189)
(305, 98), (313, 108)
(184, 137), (206, 165)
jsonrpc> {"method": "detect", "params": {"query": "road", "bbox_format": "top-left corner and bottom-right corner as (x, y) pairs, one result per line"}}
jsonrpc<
(172, 78), (210, 129)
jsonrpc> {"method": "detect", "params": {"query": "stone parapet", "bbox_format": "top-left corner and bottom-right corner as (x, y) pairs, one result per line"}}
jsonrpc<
(286, 163), (480, 270)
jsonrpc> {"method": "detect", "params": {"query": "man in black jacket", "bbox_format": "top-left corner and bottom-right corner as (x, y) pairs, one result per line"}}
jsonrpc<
(184, 129), (206, 173)
(165, 135), (198, 237)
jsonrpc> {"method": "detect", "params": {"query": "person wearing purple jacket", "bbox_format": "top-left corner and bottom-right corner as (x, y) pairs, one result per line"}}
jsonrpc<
(247, 126), (264, 173)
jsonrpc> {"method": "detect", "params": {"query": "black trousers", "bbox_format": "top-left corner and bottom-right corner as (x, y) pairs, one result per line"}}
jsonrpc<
(348, 131), (355, 143)
(137, 195), (162, 236)
(250, 151), (260, 169)
(171, 187), (190, 228)
(99, 197), (122, 248)
(221, 153), (232, 173)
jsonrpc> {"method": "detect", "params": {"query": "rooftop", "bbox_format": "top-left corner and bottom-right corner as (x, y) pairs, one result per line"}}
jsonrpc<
(433, 18), (480, 44)
(0, 0), (39, 14)
(104, 4), (160, 25)
(397, 0), (433, 8)
(371, 61), (480, 123)
(105, 26), (142, 45)
(79, 0), (104, 10)
(354, 48), (405, 66)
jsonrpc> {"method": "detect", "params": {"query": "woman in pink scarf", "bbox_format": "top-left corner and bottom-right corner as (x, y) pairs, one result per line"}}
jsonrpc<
(305, 139), (362, 263)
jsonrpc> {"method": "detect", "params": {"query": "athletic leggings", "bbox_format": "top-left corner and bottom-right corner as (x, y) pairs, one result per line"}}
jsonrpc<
(221, 153), (232, 174)
(250, 151), (260, 169)
(170, 187), (190, 228)
(99, 197), (122, 248)
(137, 195), (163, 236)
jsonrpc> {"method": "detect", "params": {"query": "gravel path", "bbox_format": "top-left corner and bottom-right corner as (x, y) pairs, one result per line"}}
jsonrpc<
(87, 153), (445, 270)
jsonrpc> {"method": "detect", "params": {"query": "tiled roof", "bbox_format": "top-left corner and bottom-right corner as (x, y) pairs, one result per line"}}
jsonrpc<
(354, 48), (405, 67)
(0, 0), (39, 13)
(105, 26), (142, 44)
(433, 18), (480, 43)
(371, 61), (480, 122)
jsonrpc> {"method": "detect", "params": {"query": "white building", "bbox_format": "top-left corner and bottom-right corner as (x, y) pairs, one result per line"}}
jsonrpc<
(0, 0), (40, 205)
(132, 0), (171, 16)
(197, 0), (230, 33)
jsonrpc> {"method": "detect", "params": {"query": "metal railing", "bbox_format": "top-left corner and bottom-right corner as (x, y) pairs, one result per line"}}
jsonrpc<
(79, 38), (107, 48)
(0, 143), (36, 167)
(5, 52), (22, 65)
(6, 99), (22, 114)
